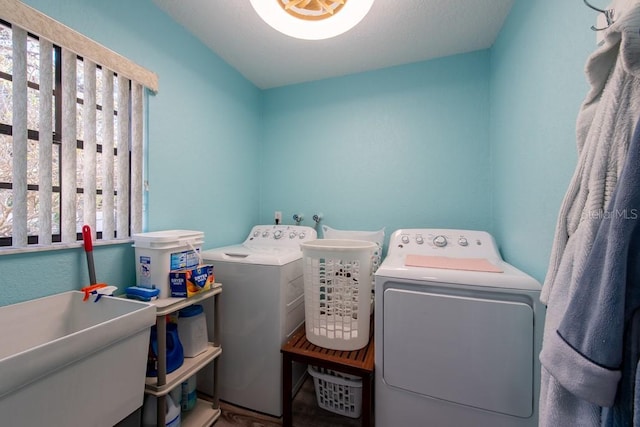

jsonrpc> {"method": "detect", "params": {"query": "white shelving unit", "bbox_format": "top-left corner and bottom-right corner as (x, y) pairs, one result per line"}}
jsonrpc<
(145, 284), (222, 426)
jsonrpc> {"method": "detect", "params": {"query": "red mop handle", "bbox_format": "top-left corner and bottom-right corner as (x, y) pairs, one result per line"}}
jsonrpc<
(82, 225), (97, 285)
(82, 225), (93, 252)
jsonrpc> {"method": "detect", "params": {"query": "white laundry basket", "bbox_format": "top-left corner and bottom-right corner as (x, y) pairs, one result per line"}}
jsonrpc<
(321, 225), (385, 276)
(308, 366), (363, 418)
(301, 239), (377, 351)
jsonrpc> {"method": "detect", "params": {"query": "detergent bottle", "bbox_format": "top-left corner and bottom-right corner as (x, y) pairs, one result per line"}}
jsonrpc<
(142, 392), (181, 427)
(146, 321), (184, 377)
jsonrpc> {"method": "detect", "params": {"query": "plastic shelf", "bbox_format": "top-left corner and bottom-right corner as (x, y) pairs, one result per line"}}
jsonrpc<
(181, 399), (221, 427)
(143, 282), (222, 427)
(151, 283), (222, 316)
(145, 343), (222, 396)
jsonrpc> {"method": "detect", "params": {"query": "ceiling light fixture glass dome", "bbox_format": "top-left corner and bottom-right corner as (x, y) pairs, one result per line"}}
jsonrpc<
(250, 0), (375, 41)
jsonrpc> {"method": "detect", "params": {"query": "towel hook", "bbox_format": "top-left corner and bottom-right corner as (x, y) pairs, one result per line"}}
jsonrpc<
(583, 0), (615, 31)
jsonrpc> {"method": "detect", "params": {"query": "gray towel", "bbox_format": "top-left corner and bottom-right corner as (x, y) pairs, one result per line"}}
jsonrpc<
(540, 6), (640, 427)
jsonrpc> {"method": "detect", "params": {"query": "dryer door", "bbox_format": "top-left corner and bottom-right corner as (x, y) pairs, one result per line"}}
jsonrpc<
(383, 287), (533, 418)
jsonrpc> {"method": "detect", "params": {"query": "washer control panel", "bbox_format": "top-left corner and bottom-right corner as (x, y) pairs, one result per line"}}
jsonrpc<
(244, 225), (317, 248)
(389, 228), (500, 258)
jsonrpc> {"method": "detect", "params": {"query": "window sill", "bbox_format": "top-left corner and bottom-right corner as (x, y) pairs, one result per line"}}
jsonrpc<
(0, 239), (134, 256)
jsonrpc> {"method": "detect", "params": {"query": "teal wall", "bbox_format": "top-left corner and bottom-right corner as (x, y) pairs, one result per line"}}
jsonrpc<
(260, 52), (492, 239)
(489, 0), (595, 281)
(0, 0), (261, 305)
(0, 0), (601, 305)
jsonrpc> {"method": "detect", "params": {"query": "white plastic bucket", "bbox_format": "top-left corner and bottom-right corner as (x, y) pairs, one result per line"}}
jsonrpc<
(301, 239), (377, 351)
(133, 230), (204, 299)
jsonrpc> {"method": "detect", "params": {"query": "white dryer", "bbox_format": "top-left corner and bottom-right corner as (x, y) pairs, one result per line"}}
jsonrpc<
(198, 225), (317, 417)
(375, 229), (545, 427)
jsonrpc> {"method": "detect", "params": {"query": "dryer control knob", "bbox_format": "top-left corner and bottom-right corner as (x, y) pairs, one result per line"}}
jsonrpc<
(273, 230), (282, 239)
(289, 231), (297, 239)
(416, 235), (424, 244)
(401, 235), (410, 244)
(433, 235), (447, 247)
(262, 231), (269, 238)
(299, 232), (306, 239)
(253, 231), (260, 237)
(458, 237), (468, 247)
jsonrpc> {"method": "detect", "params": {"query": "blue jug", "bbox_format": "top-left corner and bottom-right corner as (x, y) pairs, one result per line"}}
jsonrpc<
(146, 322), (184, 377)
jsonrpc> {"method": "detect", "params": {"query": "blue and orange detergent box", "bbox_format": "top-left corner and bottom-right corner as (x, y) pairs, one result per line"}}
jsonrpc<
(169, 264), (214, 298)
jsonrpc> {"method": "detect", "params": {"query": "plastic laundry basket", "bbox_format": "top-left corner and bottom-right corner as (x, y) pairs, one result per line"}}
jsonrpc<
(301, 239), (377, 351)
(308, 365), (363, 418)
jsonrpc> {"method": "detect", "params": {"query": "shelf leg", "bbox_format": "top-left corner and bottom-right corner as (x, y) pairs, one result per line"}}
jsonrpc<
(213, 294), (220, 348)
(362, 373), (372, 427)
(212, 289), (221, 410)
(157, 316), (167, 425)
(157, 316), (167, 385)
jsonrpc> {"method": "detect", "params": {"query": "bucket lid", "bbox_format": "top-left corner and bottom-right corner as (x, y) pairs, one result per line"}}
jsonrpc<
(179, 304), (203, 318)
(132, 230), (204, 249)
(132, 230), (204, 243)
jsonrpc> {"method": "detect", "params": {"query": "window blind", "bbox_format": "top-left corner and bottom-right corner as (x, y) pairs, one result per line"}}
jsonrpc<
(1, 0), (157, 251)
(37, 38), (53, 245)
(11, 26), (27, 247)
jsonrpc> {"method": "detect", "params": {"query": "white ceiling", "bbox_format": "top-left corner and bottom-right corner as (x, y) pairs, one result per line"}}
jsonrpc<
(152, 0), (514, 90)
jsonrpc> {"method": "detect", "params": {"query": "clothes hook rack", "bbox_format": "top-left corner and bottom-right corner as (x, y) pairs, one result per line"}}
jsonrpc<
(583, 0), (615, 31)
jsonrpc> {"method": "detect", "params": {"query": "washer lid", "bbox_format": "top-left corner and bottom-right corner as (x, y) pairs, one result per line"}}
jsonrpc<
(200, 224), (316, 266)
(200, 244), (302, 266)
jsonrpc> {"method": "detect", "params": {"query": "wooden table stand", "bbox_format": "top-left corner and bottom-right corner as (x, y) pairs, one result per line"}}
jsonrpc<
(281, 323), (375, 427)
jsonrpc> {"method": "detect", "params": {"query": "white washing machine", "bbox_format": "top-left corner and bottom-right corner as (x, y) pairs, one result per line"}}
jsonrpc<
(198, 224), (317, 417)
(375, 229), (545, 427)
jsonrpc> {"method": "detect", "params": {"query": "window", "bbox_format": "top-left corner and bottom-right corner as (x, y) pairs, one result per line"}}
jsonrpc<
(0, 1), (157, 252)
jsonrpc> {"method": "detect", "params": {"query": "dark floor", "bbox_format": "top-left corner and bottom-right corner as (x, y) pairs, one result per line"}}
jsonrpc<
(214, 376), (361, 427)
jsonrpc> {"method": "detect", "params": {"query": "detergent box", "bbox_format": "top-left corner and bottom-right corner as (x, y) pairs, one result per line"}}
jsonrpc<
(169, 264), (214, 298)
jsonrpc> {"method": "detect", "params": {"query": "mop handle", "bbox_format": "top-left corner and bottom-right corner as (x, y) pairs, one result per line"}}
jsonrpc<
(82, 225), (97, 285)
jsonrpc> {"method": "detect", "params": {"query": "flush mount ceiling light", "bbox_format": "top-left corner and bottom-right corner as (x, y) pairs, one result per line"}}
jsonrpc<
(250, 0), (375, 40)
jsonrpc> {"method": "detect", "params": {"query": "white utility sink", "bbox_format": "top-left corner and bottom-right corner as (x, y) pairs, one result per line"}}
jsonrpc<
(0, 290), (155, 426)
